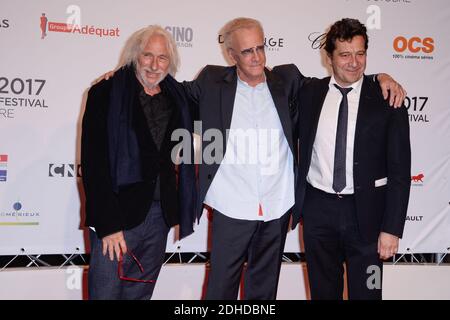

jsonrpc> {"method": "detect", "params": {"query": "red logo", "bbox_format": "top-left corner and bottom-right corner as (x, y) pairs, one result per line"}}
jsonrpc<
(411, 174), (424, 183)
(39, 13), (120, 39)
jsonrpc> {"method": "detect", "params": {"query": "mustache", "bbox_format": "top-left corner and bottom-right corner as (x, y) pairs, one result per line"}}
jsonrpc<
(142, 68), (164, 74)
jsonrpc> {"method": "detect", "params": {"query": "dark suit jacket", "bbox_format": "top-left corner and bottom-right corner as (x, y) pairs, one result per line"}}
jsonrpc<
(295, 75), (411, 242)
(81, 74), (195, 239)
(183, 64), (304, 219)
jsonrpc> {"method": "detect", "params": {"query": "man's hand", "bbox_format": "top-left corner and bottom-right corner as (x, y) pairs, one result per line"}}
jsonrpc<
(377, 232), (399, 260)
(92, 70), (115, 85)
(102, 231), (127, 261)
(377, 73), (407, 108)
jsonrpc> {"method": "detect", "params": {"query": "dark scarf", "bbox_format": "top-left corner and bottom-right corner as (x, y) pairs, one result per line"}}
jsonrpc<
(108, 65), (142, 193)
(107, 65), (196, 238)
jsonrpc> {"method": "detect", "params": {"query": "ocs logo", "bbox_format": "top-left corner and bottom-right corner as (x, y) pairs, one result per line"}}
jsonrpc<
(393, 36), (435, 54)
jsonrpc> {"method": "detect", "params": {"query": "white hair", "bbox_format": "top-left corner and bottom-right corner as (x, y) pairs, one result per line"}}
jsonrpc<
(222, 17), (264, 50)
(120, 25), (180, 76)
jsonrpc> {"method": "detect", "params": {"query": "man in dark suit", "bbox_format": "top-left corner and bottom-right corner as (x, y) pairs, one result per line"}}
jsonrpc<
(183, 18), (302, 300)
(183, 17), (406, 300)
(81, 25), (195, 300)
(96, 18), (406, 300)
(295, 18), (411, 300)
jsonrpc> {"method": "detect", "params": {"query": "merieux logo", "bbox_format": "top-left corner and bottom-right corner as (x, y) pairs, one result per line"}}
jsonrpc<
(0, 154), (7, 182)
(393, 36), (435, 61)
(412, 173), (425, 186)
(40, 13), (120, 39)
(0, 202), (40, 226)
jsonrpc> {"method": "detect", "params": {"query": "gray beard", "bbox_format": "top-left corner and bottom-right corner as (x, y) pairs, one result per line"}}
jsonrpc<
(136, 68), (167, 90)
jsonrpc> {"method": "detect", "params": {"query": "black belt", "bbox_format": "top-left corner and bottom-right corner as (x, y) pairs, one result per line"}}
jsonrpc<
(307, 183), (354, 200)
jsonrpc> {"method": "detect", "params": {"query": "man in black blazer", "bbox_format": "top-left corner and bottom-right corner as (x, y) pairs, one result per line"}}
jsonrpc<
(182, 17), (406, 300)
(295, 19), (411, 300)
(96, 18), (406, 300)
(183, 18), (302, 300)
(81, 26), (195, 299)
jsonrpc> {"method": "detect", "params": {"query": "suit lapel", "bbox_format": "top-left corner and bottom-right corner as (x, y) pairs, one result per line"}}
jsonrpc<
(266, 69), (294, 153)
(354, 76), (375, 154)
(307, 77), (330, 160)
(220, 67), (238, 134)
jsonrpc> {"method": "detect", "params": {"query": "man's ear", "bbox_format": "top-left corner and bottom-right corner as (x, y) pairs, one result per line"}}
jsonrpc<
(326, 53), (333, 67)
(227, 48), (237, 65)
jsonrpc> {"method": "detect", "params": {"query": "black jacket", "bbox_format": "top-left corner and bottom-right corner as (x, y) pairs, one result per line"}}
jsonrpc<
(183, 64), (304, 219)
(295, 75), (411, 241)
(81, 72), (196, 239)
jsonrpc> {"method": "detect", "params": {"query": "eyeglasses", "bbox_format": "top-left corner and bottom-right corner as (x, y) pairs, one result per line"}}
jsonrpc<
(232, 45), (266, 58)
(118, 250), (156, 284)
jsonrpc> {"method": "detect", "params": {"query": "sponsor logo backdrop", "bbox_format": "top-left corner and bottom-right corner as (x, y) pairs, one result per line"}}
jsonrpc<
(1, 0), (449, 254)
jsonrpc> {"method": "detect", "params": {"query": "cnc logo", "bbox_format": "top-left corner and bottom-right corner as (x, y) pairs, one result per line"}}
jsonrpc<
(48, 164), (82, 178)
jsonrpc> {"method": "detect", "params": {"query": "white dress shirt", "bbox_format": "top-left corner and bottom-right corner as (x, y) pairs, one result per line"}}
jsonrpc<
(307, 75), (363, 195)
(204, 76), (295, 221)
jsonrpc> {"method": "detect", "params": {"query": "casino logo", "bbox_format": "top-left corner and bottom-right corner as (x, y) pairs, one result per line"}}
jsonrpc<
(165, 26), (194, 48)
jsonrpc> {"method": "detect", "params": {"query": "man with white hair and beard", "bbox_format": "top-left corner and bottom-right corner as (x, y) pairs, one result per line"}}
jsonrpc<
(81, 25), (195, 300)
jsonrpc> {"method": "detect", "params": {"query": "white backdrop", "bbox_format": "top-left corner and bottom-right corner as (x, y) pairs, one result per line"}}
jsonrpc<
(1, 0), (449, 255)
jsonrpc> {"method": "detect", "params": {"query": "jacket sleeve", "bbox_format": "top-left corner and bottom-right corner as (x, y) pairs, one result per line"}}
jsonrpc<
(81, 80), (123, 239)
(382, 104), (411, 238)
(182, 66), (212, 121)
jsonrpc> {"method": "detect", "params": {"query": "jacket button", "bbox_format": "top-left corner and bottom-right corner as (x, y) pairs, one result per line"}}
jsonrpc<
(207, 174), (212, 180)
(355, 185), (361, 190)
(354, 162), (359, 166)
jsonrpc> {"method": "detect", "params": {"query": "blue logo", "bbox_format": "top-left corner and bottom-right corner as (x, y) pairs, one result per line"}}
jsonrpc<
(13, 202), (22, 211)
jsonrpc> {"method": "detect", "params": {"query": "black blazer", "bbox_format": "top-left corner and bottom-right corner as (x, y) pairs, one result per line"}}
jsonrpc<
(81, 75), (195, 239)
(183, 64), (304, 219)
(294, 75), (411, 242)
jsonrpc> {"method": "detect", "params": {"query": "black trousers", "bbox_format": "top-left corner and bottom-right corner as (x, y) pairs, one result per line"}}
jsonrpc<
(303, 184), (383, 300)
(206, 210), (291, 300)
(88, 201), (169, 300)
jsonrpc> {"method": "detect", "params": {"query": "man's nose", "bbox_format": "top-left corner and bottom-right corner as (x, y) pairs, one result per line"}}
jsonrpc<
(151, 58), (159, 71)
